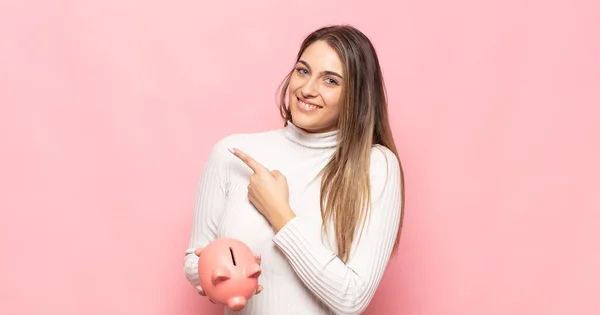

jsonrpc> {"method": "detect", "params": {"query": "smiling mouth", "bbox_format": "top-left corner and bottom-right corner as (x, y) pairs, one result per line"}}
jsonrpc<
(297, 97), (322, 110)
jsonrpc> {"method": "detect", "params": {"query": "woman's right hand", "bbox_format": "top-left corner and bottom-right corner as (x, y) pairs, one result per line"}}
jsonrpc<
(193, 247), (263, 302)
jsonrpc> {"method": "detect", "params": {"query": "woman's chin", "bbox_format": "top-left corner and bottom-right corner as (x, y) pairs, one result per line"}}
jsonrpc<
(290, 112), (316, 129)
(290, 115), (311, 128)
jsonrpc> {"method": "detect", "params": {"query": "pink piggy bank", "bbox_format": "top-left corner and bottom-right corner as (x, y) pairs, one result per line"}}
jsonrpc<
(197, 238), (262, 311)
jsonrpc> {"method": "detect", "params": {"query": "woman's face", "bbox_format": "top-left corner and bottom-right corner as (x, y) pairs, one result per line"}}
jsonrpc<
(288, 40), (344, 133)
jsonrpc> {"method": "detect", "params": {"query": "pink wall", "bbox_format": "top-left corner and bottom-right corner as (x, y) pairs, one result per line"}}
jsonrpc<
(1, 0), (598, 314)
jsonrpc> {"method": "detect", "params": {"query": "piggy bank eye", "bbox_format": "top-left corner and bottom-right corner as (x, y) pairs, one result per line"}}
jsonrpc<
(229, 247), (237, 266)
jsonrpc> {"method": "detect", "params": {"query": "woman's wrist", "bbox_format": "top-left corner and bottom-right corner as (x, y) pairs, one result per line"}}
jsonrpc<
(268, 204), (296, 233)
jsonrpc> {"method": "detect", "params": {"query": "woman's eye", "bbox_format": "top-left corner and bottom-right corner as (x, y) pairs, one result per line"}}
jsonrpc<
(296, 68), (308, 75)
(325, 78), (339, 85)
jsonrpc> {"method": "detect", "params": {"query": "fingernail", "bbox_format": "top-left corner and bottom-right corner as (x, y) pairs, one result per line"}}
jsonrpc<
(228, 148), (235, 154)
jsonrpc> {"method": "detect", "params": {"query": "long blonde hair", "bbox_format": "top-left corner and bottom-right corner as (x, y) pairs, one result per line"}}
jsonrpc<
(277, 25), (405, 262)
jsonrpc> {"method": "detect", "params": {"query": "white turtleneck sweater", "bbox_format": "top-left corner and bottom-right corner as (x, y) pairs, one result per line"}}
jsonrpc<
(183, 122), (402, 315)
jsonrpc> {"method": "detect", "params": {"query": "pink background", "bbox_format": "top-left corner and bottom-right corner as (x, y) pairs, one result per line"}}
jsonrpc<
(1, 0), (599, 314)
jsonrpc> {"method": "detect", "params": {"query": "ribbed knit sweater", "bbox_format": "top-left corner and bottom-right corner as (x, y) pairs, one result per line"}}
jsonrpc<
(183, 122), (402, 315)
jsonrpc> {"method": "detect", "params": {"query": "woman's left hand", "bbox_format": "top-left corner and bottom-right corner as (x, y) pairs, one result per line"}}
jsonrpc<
(230, 148), (296, 232)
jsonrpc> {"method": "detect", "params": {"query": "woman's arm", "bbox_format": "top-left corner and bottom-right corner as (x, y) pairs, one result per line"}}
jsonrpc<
(271, 146), (402, 315)
(183, 140), (229, 288)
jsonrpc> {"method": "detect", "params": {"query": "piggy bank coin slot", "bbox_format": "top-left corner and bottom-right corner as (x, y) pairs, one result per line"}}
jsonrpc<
(229, 247), (236, 266)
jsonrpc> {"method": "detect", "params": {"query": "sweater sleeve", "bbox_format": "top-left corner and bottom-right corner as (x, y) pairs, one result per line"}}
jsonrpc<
(271, 146), (403, 315)
(183, 140), (229, 288)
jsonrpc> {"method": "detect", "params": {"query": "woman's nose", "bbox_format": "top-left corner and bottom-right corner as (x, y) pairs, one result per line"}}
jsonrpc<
(301, 79), (319, 97)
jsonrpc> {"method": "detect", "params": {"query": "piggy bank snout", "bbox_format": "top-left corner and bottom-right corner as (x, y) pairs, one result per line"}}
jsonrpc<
(227, 296), (247, 311)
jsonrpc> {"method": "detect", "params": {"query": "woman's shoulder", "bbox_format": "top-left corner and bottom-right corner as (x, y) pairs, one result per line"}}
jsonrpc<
(370, 144), (400, 171)
(207, 128), (285, 156)
(369, 145), (403, 202)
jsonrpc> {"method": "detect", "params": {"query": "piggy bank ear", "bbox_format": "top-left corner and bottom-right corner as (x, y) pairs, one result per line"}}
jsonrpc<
(194, 247), (204, 256)
(211, 266), (231, 286)
(245, 263), (262, 279)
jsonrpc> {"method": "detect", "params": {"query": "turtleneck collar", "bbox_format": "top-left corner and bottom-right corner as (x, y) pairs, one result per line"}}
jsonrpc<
(283, 120), (338, 149)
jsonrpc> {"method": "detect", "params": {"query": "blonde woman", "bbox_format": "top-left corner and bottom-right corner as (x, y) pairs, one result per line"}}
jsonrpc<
(184, 25), (405, 315)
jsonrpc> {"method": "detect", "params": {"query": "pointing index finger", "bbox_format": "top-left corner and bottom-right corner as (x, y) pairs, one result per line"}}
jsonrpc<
(229, 148), (267, 173)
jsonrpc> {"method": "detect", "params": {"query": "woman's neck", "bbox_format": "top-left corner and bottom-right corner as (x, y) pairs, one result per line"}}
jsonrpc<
(283, 120), (338, 149)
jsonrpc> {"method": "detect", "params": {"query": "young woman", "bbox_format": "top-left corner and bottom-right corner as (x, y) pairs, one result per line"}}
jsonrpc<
(184, 25), (405, 315)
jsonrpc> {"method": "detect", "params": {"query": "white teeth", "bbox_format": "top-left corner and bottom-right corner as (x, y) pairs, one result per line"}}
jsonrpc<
(299, 99), (319, 110)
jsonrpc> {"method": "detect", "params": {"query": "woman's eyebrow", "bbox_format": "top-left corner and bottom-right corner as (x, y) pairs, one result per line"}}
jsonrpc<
(298, 60), (344, 80)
